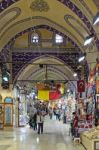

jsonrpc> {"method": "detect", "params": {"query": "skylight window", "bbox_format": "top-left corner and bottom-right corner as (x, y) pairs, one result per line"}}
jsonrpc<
(55, 34), (63, 43)
(31, 33), (39, 43)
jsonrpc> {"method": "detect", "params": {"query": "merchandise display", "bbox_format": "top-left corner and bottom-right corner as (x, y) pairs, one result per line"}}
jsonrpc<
(80, 127), (99, 150)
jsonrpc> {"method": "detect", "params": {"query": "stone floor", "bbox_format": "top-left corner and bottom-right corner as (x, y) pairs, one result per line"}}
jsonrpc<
(0, 117), (85, 150)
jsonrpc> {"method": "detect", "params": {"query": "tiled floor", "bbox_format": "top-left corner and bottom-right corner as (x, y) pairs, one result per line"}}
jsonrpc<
(0, 117), (85, 150)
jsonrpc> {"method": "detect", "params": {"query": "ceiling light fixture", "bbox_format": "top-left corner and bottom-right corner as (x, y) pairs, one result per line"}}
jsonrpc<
(3, 76), (9, 82)
(73, 73), (77, 77)
(67, 89), (70, 93)
(78, 56), (85, 62)
(93, 11), (99, 25)
(84, 34), (94, 46)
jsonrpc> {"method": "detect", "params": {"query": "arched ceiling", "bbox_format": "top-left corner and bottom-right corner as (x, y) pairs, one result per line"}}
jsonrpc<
(0, 0), (99, 86)
(0, 0), (99, 50)
(17, 56), (75, 81)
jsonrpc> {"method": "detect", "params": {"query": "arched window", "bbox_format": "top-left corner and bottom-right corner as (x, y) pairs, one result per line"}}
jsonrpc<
(31, 33), (39, 43)
(55, 34), (63, 44)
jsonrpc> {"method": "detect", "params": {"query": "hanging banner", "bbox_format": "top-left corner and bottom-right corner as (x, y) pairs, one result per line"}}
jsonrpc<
(38, 90), (49, 101)
(49, 91), (61, 100)
(77, 80), (85, 92)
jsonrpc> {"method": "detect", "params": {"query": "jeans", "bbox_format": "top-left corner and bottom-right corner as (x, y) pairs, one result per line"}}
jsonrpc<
(33, 122), (37, 130)
(38, 123), (43, 134)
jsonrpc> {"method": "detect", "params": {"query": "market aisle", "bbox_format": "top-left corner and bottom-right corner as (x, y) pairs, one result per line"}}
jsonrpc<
(0, 116), (85, 150)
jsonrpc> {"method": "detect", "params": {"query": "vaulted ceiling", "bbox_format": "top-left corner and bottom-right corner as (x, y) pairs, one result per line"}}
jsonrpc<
(0, 0), (99, 85)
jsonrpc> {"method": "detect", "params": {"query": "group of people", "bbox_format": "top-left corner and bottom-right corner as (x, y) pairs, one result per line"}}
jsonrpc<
(48, 107), (67, 123)
(29, 102), (79, 136)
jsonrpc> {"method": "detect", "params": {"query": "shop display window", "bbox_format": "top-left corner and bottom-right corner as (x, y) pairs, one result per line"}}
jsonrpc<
(4, 97), (13, 126)
(4, 97), (13, 103)
(18, 99), (27, 127)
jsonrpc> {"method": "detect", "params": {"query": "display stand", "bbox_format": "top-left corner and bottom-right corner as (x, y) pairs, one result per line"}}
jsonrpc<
(4, 97), (13, 127)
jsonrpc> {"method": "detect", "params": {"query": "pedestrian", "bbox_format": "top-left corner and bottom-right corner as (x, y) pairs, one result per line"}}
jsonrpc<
(72, 112), (78, 138)
(63, 110), (67, 124)
(49, 107), (53, 119)
(37, 111), (45, 134)
(33, 113), (37, 131)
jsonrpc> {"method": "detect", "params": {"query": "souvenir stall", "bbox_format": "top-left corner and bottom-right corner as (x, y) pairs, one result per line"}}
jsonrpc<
(76, 79), (94, 136)
(18, 93), (28, 127)
(13, 86), (28, 127)
(66, 92), (76, 122)
(80, 63), (99, 150)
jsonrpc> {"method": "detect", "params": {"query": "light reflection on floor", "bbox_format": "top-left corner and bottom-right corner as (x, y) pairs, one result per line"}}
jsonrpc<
(0, 117), (85, 150)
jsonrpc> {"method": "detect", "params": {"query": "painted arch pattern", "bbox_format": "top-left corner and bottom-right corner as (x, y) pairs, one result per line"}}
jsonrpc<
(0, 0), (99, 48)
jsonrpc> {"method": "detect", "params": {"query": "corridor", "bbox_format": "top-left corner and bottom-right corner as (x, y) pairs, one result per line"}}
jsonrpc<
(0, 117), (85, 150)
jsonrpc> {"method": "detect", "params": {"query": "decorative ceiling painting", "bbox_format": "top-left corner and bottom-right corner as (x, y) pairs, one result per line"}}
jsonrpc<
(0, 0), (99, 50)
(30, 0), (50, 12)
(12, 52), (79, 81)
(0, 0), (98, 85)
(0, 7), (21, 33)
(57, 0), (99, 48)
(64, 15), (90, 40)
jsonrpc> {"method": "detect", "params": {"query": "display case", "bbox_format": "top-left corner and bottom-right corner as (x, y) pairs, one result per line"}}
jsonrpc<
(80, 128), (99, 150)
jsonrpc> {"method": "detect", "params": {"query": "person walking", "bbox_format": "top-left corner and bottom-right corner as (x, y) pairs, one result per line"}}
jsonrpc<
(33, 113), (37, 131)
(72, 112), (78, 138)
(63, 110), (67, 124)
(49, 107), (53, 119)
(37, 111), (45, 134)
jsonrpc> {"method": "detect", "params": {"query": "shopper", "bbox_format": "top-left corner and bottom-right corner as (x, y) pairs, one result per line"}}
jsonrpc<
(72, 112), (78, 137)
(33, 113), (37, 131)
(63, 110), (67, 124)
(49, 107), (53, 119)
(37, 111), (45, 134)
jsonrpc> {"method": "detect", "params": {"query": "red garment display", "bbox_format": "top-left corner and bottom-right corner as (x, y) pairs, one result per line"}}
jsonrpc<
(77, 80), (85, 92)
